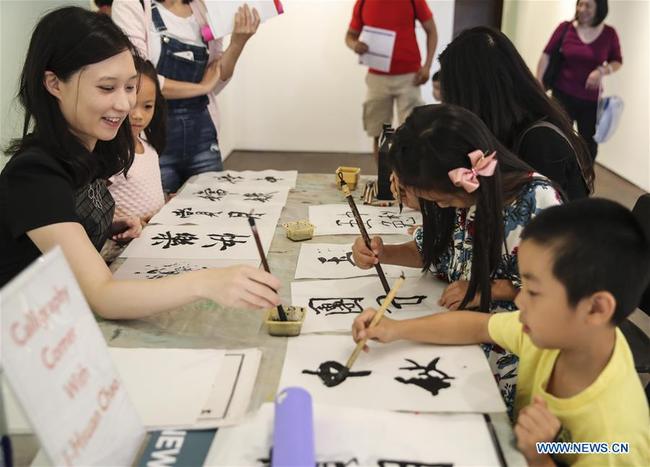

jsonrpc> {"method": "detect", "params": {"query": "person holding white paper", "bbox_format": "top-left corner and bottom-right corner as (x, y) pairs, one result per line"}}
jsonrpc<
(0, 7), (282, 318)
(112, 0), (260, 193)
(345, 0), (438, 160)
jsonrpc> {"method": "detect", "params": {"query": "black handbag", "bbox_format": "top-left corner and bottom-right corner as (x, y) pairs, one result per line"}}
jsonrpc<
(542, 22), (571, 91)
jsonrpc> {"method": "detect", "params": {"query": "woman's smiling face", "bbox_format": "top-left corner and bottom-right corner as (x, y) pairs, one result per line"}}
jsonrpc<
(46, 50), (138, 150)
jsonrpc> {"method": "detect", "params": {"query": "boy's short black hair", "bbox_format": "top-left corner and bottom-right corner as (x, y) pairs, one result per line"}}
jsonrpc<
(431, 70), (440, 82)
(521, 198), (650, 324)
(94, 0), (113, 6)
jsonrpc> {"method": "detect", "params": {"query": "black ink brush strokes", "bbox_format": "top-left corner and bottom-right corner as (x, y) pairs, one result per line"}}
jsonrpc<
(302, 361), (370, 387)
(375, 295), (426, 310)
(172, 207), (222, 218)
(316, 251), (356, 266)
(243, 192), (277, 203)
(254, 176), (282, 183)
(151, 231), (198, 249)
(258, 455), (360, 467)
(395, 358), (455, 396)
(308, 297), (364, 316)
(150, 232), (249, 251)
(214, 174), (244, 184)
(134, 262), (208, 279)
(228, 210), (265, 219)
(258, 454), (450, 467)
(195, 187), (227, 201)
(377, 461), (452, 467)
(202, 233), (250, 251)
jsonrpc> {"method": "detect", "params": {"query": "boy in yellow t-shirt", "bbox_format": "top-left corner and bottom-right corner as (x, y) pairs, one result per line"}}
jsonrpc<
(353, 199), (650, 466)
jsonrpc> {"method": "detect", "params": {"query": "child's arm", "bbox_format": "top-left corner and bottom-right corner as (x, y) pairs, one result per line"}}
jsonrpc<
(515, 396), (561, 467)
(439, 279), (519, 310)
(352, 308), (494, 348)
(352, 237), (423, 269)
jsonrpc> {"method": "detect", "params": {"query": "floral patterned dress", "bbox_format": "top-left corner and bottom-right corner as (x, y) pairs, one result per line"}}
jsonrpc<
(414, 175), (563, 414)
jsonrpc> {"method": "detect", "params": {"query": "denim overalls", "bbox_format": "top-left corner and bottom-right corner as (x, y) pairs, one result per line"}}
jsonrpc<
(152, 1), (223, 193)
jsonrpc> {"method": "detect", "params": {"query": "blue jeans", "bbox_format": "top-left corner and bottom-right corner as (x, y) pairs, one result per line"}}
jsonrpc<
(159, 107), (223, 193)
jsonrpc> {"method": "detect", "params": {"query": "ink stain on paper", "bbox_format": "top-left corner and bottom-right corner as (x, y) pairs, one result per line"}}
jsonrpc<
(303, 361), (371, 387)
(395, 358), (455, 396)
(308, 297), (365, 316)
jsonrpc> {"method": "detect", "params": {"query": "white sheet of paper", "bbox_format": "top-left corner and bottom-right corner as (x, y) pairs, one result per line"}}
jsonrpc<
(176, 182), (289, 207)
(119, 224), (274, 260)
(109, 348), (225, 428)
(204, 1), (282, 40)
(295, 243), (423, 279)
(193, 170), (297, 188)
(292, 275), (446, 333)
(206, 403), (501, 466)
(309, 204), (421, 235)
(278, 335), (506, 413)
(195, 349), (262, 428)
(358, 26), (396, 73)
(6, 349), (262, 432)
(112, 258), (259, 280)
(149, 199), (283, 229)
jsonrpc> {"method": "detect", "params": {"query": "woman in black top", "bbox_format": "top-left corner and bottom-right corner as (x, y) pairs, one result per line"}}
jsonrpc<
(438, 27), (594, 201)
(0, 7), (280, 318)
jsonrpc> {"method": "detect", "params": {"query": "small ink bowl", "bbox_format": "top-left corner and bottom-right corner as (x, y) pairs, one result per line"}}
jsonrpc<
(282, 220), (314, 241)
(265, 306), (306, 337)
(335, 167), (361, 190)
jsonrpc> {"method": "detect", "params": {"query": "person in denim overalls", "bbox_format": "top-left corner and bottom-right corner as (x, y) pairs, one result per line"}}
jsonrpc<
(113, 0), (260, 194)
(151, 1), (221, 193)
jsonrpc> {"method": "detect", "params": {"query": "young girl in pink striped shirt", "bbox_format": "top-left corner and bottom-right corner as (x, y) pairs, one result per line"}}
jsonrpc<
(105, 57), (166, 260)
(109, 57), (166, 224)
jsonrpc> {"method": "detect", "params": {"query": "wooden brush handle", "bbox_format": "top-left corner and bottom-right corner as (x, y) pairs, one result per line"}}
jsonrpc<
(341, 184), (391, 294)
(346, 276), (405, 369)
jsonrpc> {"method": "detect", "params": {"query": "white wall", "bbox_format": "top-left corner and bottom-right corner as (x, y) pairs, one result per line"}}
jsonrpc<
(0, 1), (88, 171)
(502, 0), (650, 191)
(216, 0), (455, 157)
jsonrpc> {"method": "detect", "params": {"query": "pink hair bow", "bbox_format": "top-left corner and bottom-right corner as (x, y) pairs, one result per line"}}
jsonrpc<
(448, 150), (498, 193)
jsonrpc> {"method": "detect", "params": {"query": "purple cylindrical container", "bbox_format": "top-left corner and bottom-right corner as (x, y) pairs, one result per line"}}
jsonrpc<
(272, 387), (315, 467)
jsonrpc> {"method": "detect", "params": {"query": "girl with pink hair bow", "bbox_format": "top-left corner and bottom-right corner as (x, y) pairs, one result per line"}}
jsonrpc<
(351, 104), (564, 413)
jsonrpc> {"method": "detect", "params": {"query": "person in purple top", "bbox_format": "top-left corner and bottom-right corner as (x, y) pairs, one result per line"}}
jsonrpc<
(536, 0), (622, 161)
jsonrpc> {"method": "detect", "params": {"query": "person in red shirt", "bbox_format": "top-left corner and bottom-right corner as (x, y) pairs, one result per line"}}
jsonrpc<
(346, 0), (437, 160)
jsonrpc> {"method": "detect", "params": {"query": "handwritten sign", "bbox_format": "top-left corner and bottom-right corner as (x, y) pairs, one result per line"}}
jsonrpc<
(0, 248), (144, 466)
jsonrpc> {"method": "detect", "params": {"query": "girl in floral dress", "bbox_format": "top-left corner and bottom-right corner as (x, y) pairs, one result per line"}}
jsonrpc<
(352, 104), (563, 413)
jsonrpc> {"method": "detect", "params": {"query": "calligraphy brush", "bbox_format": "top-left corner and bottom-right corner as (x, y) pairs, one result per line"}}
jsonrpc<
(248, 210), (288, 321)
(346, 272), (405, 369)
(325, 272), (404, 387)
(395, 181), (403, 214)
(338, 172), (391, 295)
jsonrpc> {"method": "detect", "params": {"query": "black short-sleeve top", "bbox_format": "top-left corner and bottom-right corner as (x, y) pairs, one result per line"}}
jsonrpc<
(517, 125), (589, 201)
(0, 147), (115, 287)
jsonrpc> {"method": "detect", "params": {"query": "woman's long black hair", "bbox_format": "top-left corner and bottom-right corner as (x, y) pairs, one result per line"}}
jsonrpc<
(6, 7), (138, 186)
(133, 56), (167, 155)
(390, 104), (540, 311)
(439, 26), (594, 194)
